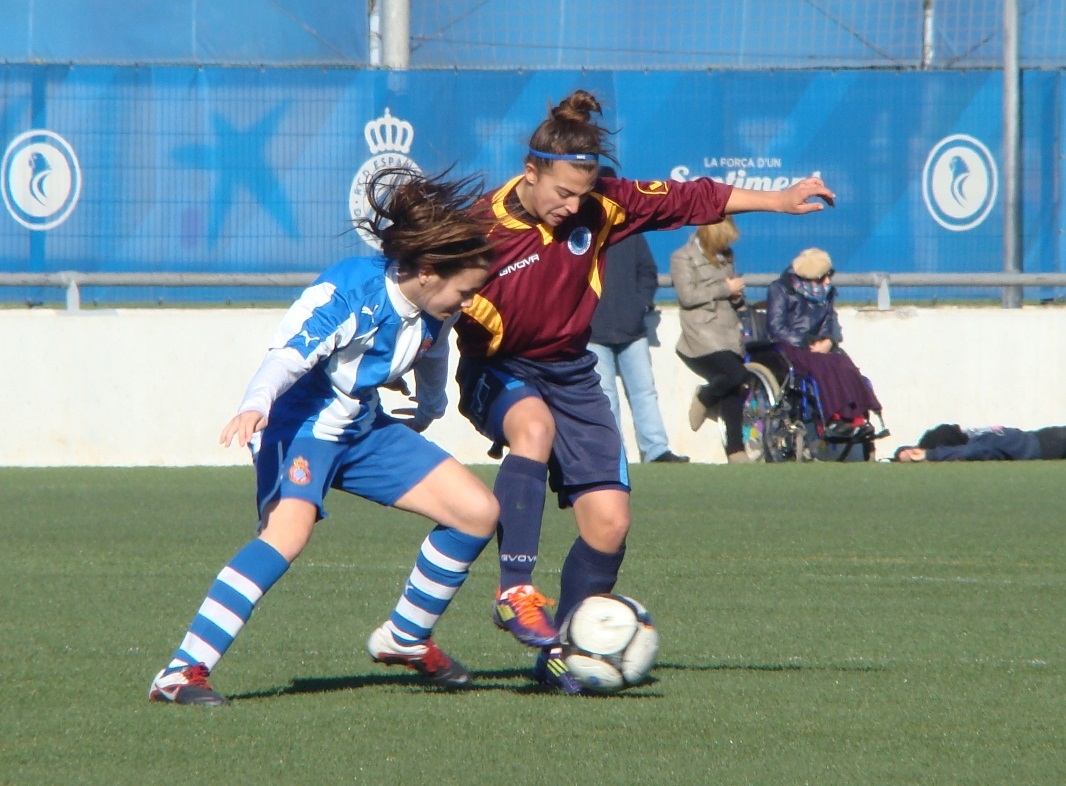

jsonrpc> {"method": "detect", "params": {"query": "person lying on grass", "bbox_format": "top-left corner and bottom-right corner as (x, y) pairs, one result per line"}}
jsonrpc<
(894, 423), (1066, 463)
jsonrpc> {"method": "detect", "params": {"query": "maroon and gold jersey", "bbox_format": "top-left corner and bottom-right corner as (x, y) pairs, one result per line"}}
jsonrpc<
(455, 174), (733, 361)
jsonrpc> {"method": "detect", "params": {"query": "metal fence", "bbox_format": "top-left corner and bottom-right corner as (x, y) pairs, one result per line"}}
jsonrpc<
(6, 271), (1065, 312)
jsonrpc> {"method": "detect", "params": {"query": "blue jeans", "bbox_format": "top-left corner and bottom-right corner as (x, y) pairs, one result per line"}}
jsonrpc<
(589, 338), (671, 462)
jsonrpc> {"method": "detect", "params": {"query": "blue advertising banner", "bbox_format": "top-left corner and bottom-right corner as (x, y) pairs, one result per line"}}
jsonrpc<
(0, 67), (1061, 302)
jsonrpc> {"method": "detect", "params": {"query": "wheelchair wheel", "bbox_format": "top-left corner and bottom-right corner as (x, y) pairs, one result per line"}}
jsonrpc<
(762, 403), (802, 463)
(740, 362), (782, 462)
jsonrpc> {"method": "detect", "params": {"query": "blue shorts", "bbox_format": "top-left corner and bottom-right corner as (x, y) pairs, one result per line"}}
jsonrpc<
(457, 352), (630, 507)
(254, 409), (450, 521)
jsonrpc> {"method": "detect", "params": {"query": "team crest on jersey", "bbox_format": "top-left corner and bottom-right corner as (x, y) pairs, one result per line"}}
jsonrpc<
(288, 457), (312, 486)
(2, 129), (82, 230)
(635, 180), (669, 196)
(567, 226), (593, 255)
(349, 109), (422, 250)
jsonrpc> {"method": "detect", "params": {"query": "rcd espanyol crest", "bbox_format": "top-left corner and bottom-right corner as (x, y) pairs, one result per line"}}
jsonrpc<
(349, 108), (422, 249)
(922, 134), (998, 232)
(2, 129), (82, 230)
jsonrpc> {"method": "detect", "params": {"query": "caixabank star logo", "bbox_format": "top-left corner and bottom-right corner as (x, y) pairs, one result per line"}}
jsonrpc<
(349, 108), (422, 250)
(2, 129), (82, 230)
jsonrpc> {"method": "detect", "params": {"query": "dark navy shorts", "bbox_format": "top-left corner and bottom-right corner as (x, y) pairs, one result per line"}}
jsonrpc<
(457, 352), (630, 507)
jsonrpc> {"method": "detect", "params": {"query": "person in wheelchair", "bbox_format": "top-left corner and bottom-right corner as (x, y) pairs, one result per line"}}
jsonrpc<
(671, 217), (753, 463)
(765, 248), (884, 441)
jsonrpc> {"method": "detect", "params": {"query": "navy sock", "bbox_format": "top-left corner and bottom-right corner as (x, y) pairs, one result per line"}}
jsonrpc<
(555, 537), (626, 626)
(494, 454), (548, 590)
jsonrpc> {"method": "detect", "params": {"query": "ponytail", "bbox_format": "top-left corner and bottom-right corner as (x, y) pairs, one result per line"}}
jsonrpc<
(526, 90), (617, 172)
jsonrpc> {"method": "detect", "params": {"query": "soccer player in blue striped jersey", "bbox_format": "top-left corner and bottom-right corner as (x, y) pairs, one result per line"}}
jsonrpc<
(149, 169), (499, 706)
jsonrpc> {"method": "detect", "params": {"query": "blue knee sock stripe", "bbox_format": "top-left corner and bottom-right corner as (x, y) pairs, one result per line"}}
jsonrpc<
(230, 538), (291, 586)
(206, 581), (256, 620)
(428, 524), (493, 564)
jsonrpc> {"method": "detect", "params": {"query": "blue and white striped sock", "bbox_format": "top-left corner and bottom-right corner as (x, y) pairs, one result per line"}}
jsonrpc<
(166, 538), (290, 674)
(385, 525), (491, 645)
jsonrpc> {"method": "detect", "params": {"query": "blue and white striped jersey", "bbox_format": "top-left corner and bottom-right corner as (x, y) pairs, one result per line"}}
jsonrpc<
(238, 256), (452, 441)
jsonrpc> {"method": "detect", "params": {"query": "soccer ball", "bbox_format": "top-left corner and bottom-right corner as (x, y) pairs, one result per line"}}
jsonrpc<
(559, 593), (660, 694)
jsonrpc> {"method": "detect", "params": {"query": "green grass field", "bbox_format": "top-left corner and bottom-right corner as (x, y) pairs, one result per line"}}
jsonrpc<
(1, 463), (1063, 785)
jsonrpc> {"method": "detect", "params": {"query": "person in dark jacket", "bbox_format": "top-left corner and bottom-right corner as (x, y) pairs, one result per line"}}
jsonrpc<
(589, 168), (688, 463)
(894, 423), (1066, 462)
(766, 247), (884, 439)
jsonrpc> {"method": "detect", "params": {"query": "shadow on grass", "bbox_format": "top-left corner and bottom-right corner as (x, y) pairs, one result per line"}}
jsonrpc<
(230, 667), (663, 701)
(657, 660), (884, 673)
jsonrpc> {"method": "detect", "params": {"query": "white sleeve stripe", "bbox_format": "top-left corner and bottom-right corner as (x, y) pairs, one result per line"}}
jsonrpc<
(270, 282), (338, 348)
(219, 566), (265, 603)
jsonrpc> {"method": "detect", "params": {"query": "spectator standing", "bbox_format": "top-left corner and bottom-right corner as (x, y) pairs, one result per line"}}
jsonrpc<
(671, 217), (752, 463)
(589, 167), (688, 464)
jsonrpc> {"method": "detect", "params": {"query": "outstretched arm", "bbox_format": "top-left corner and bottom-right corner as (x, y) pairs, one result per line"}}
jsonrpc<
(725, 176), (835, 215)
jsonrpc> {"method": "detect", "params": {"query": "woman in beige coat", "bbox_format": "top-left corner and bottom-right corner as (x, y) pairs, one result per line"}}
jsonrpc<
(670, 218), (751, 463)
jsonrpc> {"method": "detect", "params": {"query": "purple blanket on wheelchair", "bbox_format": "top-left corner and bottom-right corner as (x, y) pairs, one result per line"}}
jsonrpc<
(775, 342), (882, 421)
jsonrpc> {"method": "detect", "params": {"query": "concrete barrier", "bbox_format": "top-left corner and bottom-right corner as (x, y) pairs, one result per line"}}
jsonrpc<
(3, 305), (1064, 466)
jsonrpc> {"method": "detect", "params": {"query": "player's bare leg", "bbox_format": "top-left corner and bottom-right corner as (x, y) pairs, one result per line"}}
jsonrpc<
(572, 488), (630, 555)
(257, 498), (318, 560)
(503, 397), (555, 462)
(393, 457), (498, 538)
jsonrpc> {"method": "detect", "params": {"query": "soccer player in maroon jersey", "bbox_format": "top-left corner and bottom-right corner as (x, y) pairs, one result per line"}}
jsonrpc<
(454, 89), (835, 693)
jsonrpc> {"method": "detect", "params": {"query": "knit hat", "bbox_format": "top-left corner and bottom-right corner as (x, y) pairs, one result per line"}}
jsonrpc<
(918, 423), (969, 450)
(791, 248), (833, 280)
